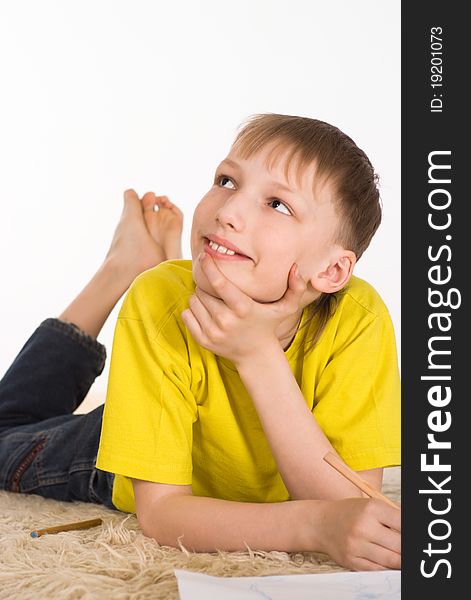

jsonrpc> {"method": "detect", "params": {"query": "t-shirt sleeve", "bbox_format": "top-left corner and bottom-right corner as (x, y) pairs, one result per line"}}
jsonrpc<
(96, 282), (197, 485)
(313, 307), (401, 471)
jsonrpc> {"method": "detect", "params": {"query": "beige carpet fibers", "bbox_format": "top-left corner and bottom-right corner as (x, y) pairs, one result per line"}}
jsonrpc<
(0, 468), (400, 599)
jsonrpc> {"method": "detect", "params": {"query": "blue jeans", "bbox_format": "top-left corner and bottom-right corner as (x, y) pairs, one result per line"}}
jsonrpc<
(0, 318), (116, 510)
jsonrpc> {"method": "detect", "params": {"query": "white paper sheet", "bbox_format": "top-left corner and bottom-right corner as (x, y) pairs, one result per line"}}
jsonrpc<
(175, 568), (401, 600)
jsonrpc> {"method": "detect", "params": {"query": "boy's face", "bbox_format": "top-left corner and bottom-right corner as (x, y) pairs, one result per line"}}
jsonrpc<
(190, 144), (343, 303)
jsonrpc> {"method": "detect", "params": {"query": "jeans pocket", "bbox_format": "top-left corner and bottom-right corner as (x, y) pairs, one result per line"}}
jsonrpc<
(6, 436), (47, 492)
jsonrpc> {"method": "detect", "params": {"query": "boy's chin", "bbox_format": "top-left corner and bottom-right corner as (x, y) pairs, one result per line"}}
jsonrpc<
(192, 260), (290, 303)
(193, 268), (284, 304)
(191, 256), (288, 303)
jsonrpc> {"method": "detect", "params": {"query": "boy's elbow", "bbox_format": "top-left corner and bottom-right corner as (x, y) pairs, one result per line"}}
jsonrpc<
(136, 506), (159, 540)
(136, 493), (190, 547)
(132, 479), (193, 544)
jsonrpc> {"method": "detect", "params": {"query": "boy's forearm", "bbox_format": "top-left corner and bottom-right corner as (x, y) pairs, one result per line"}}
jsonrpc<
(141, 493), (323, 553)
(235, 343), (360, 501)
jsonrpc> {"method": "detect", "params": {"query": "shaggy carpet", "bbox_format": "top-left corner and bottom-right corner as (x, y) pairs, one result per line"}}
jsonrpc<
(0, 469), (400, 599)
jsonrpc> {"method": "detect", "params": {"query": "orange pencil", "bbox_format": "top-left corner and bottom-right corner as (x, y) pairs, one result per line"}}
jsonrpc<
(30, 517), (103, 538)
(323, 451), (400, 510)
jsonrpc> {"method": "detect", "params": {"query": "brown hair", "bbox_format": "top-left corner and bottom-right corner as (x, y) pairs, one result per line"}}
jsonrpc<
(231, 113), (382, 351)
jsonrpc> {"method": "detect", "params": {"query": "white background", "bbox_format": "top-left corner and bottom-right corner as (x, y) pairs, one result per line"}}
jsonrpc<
(0, 0), (400, 400)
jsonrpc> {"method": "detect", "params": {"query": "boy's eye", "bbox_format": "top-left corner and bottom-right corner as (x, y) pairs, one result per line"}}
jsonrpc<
(269, 199), (291, 216)
(215, 175), (291, 215)
(217, 175), (236, 189)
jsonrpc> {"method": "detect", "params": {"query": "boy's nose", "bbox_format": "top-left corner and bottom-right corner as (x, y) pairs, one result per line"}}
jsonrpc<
(215, 192), (251, 231)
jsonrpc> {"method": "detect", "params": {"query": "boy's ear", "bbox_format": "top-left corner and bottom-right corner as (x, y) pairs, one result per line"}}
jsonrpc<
(310, 250), (357, 293)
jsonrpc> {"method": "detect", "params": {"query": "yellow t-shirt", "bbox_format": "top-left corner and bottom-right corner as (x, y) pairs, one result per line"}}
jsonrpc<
(96, 259), (400, 513)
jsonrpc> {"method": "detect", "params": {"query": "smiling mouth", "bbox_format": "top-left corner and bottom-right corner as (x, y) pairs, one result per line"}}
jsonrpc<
(203, 238), (252, 261)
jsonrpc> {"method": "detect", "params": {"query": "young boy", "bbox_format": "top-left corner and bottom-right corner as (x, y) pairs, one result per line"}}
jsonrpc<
(97, 114), (400, 569)
(0, 114), (400, 572)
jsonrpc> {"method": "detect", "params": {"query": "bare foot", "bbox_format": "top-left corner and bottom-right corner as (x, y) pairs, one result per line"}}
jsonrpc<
(57, 190), (182, 340)
(103, 189), (167, 282)
(141, 193), (184, 260)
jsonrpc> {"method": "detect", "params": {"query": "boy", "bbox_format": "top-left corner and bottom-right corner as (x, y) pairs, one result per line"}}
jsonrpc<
(0, 114), (400, 571)
(97, 114), (401, 570)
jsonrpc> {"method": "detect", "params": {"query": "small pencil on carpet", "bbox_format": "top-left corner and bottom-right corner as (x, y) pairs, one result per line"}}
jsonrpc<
(323, 451), (400, 510)
(30, 517), (103, 538)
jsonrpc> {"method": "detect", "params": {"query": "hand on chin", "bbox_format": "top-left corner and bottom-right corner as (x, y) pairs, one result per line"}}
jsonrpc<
(193, 258), (286, 304)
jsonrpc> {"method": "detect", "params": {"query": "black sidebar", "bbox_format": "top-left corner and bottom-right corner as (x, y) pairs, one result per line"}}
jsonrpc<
(402, 2), (467, 597)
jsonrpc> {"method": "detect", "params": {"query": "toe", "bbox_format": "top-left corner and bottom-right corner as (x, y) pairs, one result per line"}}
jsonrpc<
(156, 195), (183, 218)
(141, 191), (157, 212)
(123, 189), (143, 216)
(124, 189), (140, 205)
(154, 195), (170, 209)
(172, 204), (184, 217)
(143, 196), (160, 240)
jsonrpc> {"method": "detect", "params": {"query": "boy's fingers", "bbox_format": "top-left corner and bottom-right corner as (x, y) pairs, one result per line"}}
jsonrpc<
(363, 542), (401, 570)
(352, 556), (389, 572)
(181, 309), (207, 347)
(194, 286), (224, 317)
(371, 521), (401, 555)
(188, 294), (215, 332)
(277, 264), (306, 312)
(199, 254), (250, 311)
(378, 504), (401, 532)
